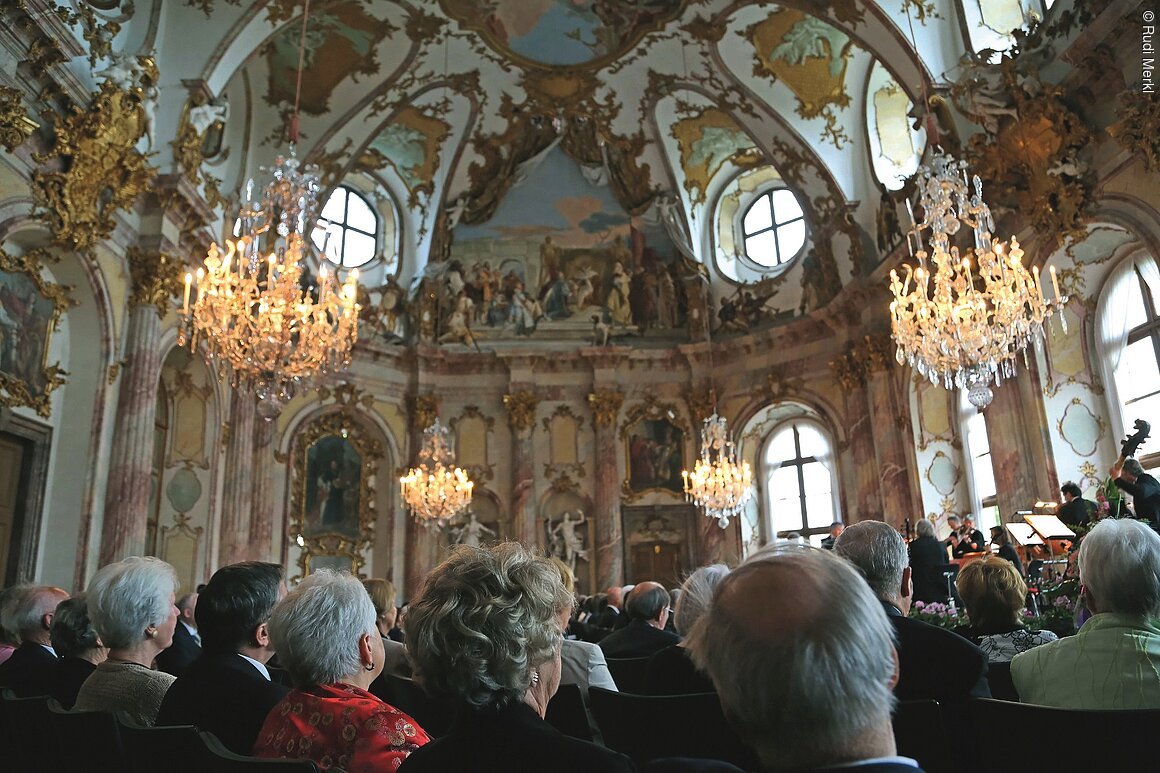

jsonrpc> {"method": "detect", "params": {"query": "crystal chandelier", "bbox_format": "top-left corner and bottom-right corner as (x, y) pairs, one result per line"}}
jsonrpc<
(888, 151), (1066, 410)
(178, 151), (360, 419)
(400, 419), (474, 529)
(683, 402), (755, 529)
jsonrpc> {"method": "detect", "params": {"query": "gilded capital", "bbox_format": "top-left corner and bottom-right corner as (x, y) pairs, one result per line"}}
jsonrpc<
(0, 86), (38, 153)
(588, 389), (624, 429)
(503, 390), (539, 433)
(408, 394), (439, 431)
(127, 248), (184, 315)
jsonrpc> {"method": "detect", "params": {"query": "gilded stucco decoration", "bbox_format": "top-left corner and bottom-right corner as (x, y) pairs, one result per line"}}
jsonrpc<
(450, 404), (495, 482)
(954, 24), (1095, 247)
(1109, 89), (1160, 172)
(407, 393), (439, 432)
(289, 411), (383, 578)
(0, 86), (38, 152)
(1057, 398), (1104, 457)
(542, 404), (586, 479)
(745, 8), (860, 148)
(33, 69), (158, 253)
(924, 450), (960, 497)
(0, 247), (77, 418)
(171, 91), (229, 202)
(316, 381), (376, 410)
(588, 389), (624, 429)
(503, 390), (540, 434)
(358, 105), (451, 208)
(438, 0), (686, 70)
(127, 247), (184, 316)
(670, 107), (760, 205)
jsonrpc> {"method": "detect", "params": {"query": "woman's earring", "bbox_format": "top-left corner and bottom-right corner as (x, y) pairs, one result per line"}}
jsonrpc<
(365, 661), (376, 672)
(530, 670), (540, 685)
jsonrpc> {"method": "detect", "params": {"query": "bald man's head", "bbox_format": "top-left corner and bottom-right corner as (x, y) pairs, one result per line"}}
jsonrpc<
(625, 581), (669, 623)
(686, 547), (898, 770)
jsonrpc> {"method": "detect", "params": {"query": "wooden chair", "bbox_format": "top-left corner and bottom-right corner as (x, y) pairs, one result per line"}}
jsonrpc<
(604, 657), (651, 695)
(545, 682), (595, 742)
(1, 689), (60, 771)
(46, 698), (126, 773)
(892, 699), (953, 773)
(201, 731), (320, 771)
(970, 698), (1160, 772)
(117, 714), (210, 773)
(587, 686), (758, 769)
(384, 673), (455, 738)
(983, 661), (1019, 702)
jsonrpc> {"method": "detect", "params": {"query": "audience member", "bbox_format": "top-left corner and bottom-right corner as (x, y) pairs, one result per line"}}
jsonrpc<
(388, 601), (407, 643)
(819, 522), (844, 550)
(955, 556), (1056, 663)
(908, 519), (949, 603)
(156, 591), (200, 677)
(590, 585), (624, 630)
(1056, 482), (1096, 528)
(549, 558), (617, 693)
(253, 570), (429, 770)
(75, 557), (179, 725)
(988, 526), (1023, 578)
(157, 561), (289, 755)
(362, 577), (410, 680)
(835, 521), (989, 707)
(598, 581), (680, 659)
(0, 584), (28, 666)
(645, 564), (728, 695)
(1012, 518), (1160, 707)
(48, 594), (107, 709)
(1111, 458), (1160, 529)
(399, 543), (633, 772)
(676, 546), (914, 772)
(0, 584), (69, 696)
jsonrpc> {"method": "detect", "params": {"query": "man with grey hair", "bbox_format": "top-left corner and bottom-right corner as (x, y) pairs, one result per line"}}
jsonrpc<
(834, 521), (988, 707)
(0, 585), (69, 697)
(1111, 457), (1160, 529)
(599, 581), (679, 658)
(674, 547), (916, 772)
(1013, 518), (1160, 707)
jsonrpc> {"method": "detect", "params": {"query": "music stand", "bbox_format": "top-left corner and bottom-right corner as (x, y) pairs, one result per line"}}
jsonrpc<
(1025, 515), (1075, 582)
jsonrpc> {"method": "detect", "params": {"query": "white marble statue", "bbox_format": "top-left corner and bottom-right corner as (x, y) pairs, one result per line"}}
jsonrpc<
(550, 510), (588, 573)
(451, 513), (495, 548)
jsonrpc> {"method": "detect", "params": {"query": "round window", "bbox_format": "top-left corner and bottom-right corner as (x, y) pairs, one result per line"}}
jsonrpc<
(741, 188), (806, 268)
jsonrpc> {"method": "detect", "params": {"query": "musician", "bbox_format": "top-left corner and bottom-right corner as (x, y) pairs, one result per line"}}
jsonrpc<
(1056, 482), (1097, 528)
(1111, 458), (1160, 531)
(951, 515), (987, 559)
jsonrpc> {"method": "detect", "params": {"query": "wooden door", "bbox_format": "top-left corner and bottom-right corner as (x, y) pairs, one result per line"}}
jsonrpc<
(629, 541), (682, 590)
(0, 435), (25, 585)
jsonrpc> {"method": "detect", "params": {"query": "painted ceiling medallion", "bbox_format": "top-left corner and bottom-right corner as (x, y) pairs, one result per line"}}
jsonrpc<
(439, 0), (686, 69)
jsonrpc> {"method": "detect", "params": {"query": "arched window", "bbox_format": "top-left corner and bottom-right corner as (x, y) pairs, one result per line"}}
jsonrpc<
(741, 187), (806, 268)
(312, 186), (378, 268)
(959, 391), (999, 530)
(762, 421), (839, 545)
(1097, 254), (1160, 449)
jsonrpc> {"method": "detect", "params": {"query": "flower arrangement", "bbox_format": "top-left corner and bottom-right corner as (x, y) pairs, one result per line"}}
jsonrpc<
(1095, 476), (1125, 520)
(1032, 577), (1081, 637)
(909, 600), (964, 630)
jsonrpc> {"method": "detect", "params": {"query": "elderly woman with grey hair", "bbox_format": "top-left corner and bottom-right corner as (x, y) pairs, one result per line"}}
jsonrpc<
(643, 564), (729, 695)
(1013, 518), (1160, 708)
(49, 594), (107, 709)
(398, 543), (634, 773)
(252, 570), (429, 771)
(74, 557), (179, 725)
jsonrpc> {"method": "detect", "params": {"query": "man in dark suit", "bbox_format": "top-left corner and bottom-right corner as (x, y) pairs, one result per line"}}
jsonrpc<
(950, 515), (986, 558)
(156, 591), (201, 677)
(0, 585), (68, 696)
(835, 521), (989, 709)
(156, 562), (288, 754)
(1057, 482), (1097, 528)
(1113, 457), (1160, 529)
(598, 582), (680, 659)
(660, 546), (923, 772)
(819, 521), (844, 550)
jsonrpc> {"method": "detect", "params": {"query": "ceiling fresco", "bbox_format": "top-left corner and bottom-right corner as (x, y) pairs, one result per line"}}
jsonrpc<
(35, 0), (1092, 351)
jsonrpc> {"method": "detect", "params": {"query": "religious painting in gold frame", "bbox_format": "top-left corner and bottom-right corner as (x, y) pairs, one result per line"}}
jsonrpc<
(621, 396), (687, 500)
(0, 248), (74, 418)
(289, 411), (382, 578)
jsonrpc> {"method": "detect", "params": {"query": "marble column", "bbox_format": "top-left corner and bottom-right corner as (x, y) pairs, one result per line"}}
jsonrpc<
(403, 394), (439, 598)
(864, 337), (922, 525)
(588, 389), (624, 590)
(830, 352), (882, 523)
(219, 390), (256, 565)
(248, 419), (276, 563)
(986, 361), (1057, 517)
(100, 303), (164, 564)
(504, 390), (539, 545)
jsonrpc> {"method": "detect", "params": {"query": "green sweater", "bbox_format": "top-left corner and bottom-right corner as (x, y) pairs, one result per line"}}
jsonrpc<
(1011, 613), (1160, 709)
(73, 660), (176, 726)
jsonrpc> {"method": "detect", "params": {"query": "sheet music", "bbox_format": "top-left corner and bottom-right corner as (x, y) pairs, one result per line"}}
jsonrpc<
(1025, 514), (1076, 540)
(1005, 522), (1044, 546)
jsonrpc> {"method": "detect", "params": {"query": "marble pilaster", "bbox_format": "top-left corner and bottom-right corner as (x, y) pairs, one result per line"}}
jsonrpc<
(589, 389), (624, 589)
(247, 419), (276, 563)
(504, 389), (539, 544)
(219, 390), (255, 565)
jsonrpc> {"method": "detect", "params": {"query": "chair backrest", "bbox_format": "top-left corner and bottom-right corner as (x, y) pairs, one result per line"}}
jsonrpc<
(604, 657), (651, 695)
(201, 731), (320, 771)
(587, 686), (758, 769)
(892, 699), (953, 773)
(984, 661), (1019, 702)
(385, 673), (455, 738)
(117, 714), (210, 773)
(1, 689), (59, 771)
(970, 698), (1160, 772)
(47, 698), (126, 773)
(544, 682), (595, 742)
